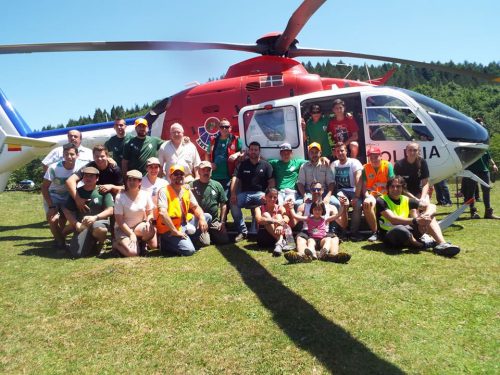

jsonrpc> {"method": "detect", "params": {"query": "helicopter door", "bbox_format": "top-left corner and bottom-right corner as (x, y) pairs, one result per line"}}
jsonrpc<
(361, 91), (450, 167)
(241, 105), (302, 160)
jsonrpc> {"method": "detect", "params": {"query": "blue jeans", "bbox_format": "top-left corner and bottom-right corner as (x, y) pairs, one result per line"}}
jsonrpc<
(434, 180), (452, 205)
(160, 213), (212, 256)
(230, 191), (264, 234)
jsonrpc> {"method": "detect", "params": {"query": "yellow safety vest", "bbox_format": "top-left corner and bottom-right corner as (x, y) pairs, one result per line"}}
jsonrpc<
(379, 194), (410, 231)
(156, 185), (193, 234)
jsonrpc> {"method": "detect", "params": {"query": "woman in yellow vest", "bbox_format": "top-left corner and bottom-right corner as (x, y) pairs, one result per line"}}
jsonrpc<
(375, 176), (460, 257)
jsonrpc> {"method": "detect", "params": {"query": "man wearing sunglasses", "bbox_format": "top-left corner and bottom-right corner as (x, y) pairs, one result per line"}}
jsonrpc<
(205, 118), (243, 193)
(376, 176), (460, 257)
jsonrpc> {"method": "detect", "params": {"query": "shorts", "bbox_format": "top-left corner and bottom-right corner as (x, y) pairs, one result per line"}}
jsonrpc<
(43, 194), (68, 214)
(69, 219), (109, 258)
(114, 222), (142, 241)
(296, 231), (336, 249)
(256, 228), (277, 248)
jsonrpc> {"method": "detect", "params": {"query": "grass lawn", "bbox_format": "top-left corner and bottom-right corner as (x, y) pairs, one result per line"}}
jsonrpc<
(0, 182), (499, 374)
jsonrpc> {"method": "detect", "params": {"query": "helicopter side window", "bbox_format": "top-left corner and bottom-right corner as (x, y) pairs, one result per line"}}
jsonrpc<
(242, 106), (299, 148)
(365, 95), (434, 141)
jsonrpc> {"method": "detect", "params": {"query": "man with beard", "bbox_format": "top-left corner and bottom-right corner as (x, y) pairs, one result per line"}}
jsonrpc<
(122, 118), (163, 176)
(105, 117), (132, 169)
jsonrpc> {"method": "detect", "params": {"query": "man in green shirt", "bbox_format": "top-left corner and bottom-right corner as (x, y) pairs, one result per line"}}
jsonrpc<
(305, 104), (332, 157)
(189, 161), (230, 244)
(268, 142), (307, 205)
(105, 118), (132, 169)
(63, 167), (114, 258)
(122, 118), (163, 176)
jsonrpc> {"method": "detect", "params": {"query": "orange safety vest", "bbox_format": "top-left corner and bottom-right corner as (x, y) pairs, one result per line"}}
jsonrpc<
(364, 160), (390, 195)
(156, 185), (193, 234)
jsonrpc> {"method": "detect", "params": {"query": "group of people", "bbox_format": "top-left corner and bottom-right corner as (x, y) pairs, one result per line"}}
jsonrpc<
(41, 111), (497, 261)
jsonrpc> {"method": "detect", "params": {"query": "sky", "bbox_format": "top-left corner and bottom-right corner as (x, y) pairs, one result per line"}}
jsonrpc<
(1, 0), (498, 131)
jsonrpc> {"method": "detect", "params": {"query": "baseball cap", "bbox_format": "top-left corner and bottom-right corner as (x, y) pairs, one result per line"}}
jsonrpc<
(169, 164), (185, 175)
(308, 142), (322, 151)
(126, 170), (143, 179)
(279, 142), (292, 151)
(134, 118), (148, 127)
(198, 161), (212, 169)
(81, 166), (99, 175)
(367, 146), (382, 155)
(146, 157), (161, 166)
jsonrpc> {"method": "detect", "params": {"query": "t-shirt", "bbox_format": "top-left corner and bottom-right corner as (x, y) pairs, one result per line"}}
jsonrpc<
(75, 161), (123, 186)
(297, 161), (335, 192)
(158, 141), (201, 181)
(331, 158), (363, 192)
(44, 159), (87, 201)
(327, 116), (359, 144)
(114, 190), (154, 228)
(123, 136), (164, 175)
(42, 145), (93, 167)
(141, 175), (168, 212)
(189, 179), (227, 221)
(467, 152), (491, 174)
(269, 158), (307, 190)
(234, 159), (273, 192)
(305, 115), (332, 156)
(105, 134), (132, 168)
(394, 158), (429, 197)
(208, 136), (243, 181)
(66, 186), (114, 221)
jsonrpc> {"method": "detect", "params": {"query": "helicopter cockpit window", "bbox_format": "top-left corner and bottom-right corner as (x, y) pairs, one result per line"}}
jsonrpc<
(243, 106), (299, 148)
(365, 95), (434, 141)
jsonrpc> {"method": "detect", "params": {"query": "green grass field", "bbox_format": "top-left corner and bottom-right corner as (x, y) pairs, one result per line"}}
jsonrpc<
(1, 184), (499, 374)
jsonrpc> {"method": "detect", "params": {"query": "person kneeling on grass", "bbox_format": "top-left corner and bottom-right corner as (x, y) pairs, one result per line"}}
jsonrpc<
(375, 176), (460, 257)
(254, 187), (293, 257)
(62, 167), (114, 258)
(113, 170), (156, 257)
(286, 200), (351, 263)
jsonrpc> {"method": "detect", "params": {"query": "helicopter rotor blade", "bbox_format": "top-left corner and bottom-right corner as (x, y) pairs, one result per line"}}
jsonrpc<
(274, 0), (326, 56)
(0, 41), (260, 55)
(289, 48), (500, 83)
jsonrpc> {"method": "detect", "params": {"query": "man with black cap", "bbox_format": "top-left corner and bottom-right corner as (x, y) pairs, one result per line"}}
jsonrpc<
(63, 166), (114, 258)
(122, 118), (163, 176)
(189, 160), (230, 244)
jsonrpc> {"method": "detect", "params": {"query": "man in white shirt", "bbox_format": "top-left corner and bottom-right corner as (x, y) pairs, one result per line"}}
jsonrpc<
(158, 123), (201, 183)
(42, 129), (93, 171)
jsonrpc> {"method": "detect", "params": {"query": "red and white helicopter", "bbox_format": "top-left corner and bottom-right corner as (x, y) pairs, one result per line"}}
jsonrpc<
(0, 0), (496, 192)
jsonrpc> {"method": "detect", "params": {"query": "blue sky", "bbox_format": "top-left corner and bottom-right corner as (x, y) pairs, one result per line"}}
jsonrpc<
(1, 0), (498, 131)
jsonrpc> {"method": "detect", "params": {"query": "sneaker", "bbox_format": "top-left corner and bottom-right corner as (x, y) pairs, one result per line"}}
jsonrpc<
(433, 242), (460, 257)
(318, 248), (328, 260)
(284, 251), (303, 263)
(234, 232), (248, 243)
(419, 234), (436, 249)
(367, 232), (378, 242)
(281, 239), (294, 252)
(304, 247), (317, 260)
(273, 241), (283, 257)
(327, 252), (351, 263)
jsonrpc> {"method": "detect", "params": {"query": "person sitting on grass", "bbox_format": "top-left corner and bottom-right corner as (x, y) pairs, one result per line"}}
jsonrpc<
(376, 176), (461, 257)
(63, 167), (114, 258)
(254, 187), (292, 257)
(286, 199), (351, 264)
(113, 170), (156, 257)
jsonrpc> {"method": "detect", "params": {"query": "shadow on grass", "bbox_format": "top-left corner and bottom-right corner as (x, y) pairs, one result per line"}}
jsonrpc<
(18, 239), (70, 259)
(361, 242), (408, 255)
(0, 221), (47, 232)
(217, 245), (404, 374)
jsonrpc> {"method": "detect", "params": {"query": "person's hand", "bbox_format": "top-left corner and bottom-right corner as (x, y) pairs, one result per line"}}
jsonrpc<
(362, 199), (371, 210)
(76, 222), (87, 233)
(493, 164), (498, 173)
(76, 196), (90, 213)
(81, 215), (97, 226)
(274, 225), (283, 236)
(173, 229), (187, 239)
(211, 162), (217, 171)
(198, 218), (208, 233)
(99, 184), (113, 194)
(219, 222), (226, 232)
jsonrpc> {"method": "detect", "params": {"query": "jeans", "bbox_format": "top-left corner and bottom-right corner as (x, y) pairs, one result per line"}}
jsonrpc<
(160, 213), (212, 256)
(434, 180), (452, 205)
(230, 191), (264, 234)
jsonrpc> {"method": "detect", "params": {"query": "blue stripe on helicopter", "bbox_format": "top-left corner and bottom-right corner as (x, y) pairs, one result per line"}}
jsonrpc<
(0, 89), (32, 136)
(27, 118), (137, 138)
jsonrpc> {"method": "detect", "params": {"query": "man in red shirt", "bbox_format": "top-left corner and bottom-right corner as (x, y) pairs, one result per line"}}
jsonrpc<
(327, 99), (359, 158)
